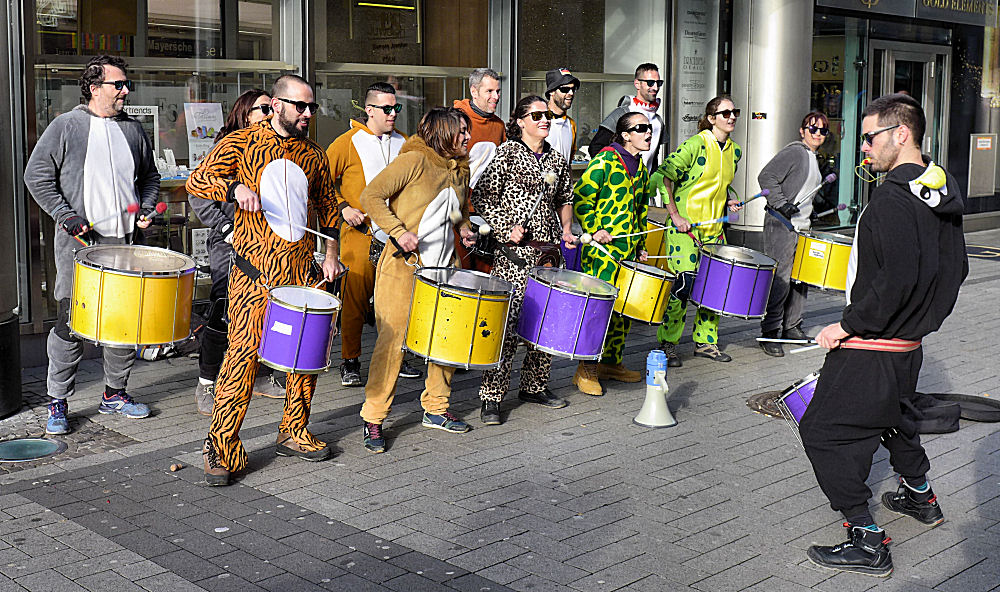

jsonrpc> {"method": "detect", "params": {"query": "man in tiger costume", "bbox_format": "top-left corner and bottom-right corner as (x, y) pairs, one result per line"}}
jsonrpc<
(187, 75), (343, 486)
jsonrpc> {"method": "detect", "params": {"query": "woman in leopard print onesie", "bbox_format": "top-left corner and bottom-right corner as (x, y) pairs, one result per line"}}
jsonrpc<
(472, 95), (575, 425)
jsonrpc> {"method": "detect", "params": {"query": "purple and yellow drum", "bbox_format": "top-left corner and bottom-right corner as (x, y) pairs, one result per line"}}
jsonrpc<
(689, 244), (776, 319)
(517, 267), (618, 361)
(776, 372), (820, 426)
(259, 285), (341, 374)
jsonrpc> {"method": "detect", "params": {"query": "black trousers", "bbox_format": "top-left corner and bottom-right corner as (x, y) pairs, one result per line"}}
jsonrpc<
(799, 347), (930, 519)
(199, 236), (233, 380)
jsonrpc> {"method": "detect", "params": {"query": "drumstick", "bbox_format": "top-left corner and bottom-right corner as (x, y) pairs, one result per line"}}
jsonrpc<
(86, 202), (140, 230)
(140, 202), (169, 223)
(756, 337), (816, 344)
(732, 188), (769, 208)
(610, 226), (668, 240)
(814, 203), (848, 218)
(263, 209), (339, 243)
(793, 173), (838, 207)
(789, 344), (822, 354)
(643, 255), (685, 260)
(578, 233), (616, 260)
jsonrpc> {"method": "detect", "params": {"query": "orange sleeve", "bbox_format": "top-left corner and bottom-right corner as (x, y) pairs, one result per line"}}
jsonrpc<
(185, 133), (245, 202)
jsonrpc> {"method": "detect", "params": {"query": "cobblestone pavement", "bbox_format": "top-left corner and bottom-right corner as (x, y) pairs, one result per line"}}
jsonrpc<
(1, 230), (999, 592)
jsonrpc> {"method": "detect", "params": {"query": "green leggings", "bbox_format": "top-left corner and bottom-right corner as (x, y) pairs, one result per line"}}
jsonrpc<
(656, 228), (721, 346)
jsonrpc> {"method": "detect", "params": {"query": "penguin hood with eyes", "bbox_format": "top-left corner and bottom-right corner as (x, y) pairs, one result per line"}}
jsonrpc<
(886, 155), (965, 218)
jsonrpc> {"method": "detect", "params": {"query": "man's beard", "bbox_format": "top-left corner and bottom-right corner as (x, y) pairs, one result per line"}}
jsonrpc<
(869, 143), (899, 172)
(277, 110), (308, 138)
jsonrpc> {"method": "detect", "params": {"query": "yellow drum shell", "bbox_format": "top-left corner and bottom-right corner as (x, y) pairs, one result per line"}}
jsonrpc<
(643, 219), (672, 272)
(404, 268), (512, 370)
(70, 245), (195, 347)
(791, 232), (852, 291)
(613, 260), (675, 324)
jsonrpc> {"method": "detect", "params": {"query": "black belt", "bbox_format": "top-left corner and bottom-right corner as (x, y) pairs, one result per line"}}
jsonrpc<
(233, 252), (264, 283)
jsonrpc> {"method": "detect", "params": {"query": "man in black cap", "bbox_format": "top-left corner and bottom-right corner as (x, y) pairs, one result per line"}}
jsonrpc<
(545, 68), (580, 164)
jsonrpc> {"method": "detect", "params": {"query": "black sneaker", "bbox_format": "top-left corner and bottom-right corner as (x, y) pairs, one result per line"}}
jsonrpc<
(783, 325), (808, 341)
(806, 524), (893, 578)
(341, 358), (363, 387)
(881, 478), (945, 526)
(760, 330), (784, 358)
(480, 401), (501, 425)
(660, 342), (682, 367)
(518, 388), (568, 409)
(399, 360), (423, 379)
(363, 421), (385, 453)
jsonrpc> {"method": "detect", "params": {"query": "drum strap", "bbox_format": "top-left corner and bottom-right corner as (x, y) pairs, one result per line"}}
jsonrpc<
(232, 252), (269, 289)
(841, 337), (921, 352)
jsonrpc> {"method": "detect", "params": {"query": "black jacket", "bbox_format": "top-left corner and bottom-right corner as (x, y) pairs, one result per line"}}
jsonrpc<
(842, 158), (968, 340)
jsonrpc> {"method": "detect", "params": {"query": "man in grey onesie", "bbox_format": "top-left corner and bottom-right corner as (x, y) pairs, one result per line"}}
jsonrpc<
(24, 55), (160, 435)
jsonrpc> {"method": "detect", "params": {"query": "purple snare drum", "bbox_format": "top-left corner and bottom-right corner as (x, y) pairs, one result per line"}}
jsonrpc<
(561, 241), (582, 272)
(517, 267), (618, 360)
(259, 286), (341, 374)
(776, 372), (820, 425)
(689, 244), (776, 319)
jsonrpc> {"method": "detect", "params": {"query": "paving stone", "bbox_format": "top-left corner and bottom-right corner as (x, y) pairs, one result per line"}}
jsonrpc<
(194, 573), (266, 592)
(75, 570), (147, 592)
(135, 571), (207, 592)
(330, 550), (407, 583)
(255, 573), (326, 592)
(151, 549), (225, 582)
(12, 570), (87, 592)
(448, 541), (528, 573)
(386, 551), (466, 583)
(208, 549), (285, 583)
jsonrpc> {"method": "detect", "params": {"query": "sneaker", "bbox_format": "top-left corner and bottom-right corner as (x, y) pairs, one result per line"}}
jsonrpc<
(660, 342), (682, 367)
(98, 388), (151, 418)
(46, 399), (70, 435)
(518, 388), (568, 409)
(760, 330), (784, 358)
(341, 358), (363, 387)
(572, 362), (602, 396)
(693, 342), (732, 362)
(363, 421), (386, 453)
(195, 380), (215, 416)
(881, 478), (945, 526)
(783, 325), (808, 341)
(597, 363), (642, 383)
(480, 401), (501, 425)
(202, 437), (230, 487)
(399, 360), (422, 379)
(253, 372), (285, 398)
(422, 411), (471, 433)
(275, 433), (332, 462)
(806, 524), (893, 578)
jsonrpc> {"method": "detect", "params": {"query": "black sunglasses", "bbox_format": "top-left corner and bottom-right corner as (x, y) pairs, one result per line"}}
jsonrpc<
(637, 79), (664, 88)
(277, 97), (320, 114)
(556, 85), (577, 93)
(368, 103), (402, 114)
(712, 109), (741, 119)
(860, 124), (900, 146)
(101, 80), (135, 92)
(806, 124), (829, 136)
(627, 124), (652, 134)
(525, 110), (554, 121)
(249, 104), (272, 116)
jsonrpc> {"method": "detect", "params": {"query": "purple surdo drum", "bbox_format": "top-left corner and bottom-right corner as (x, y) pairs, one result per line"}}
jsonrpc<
(689, 244), (776, 319)
(258, 285), (341, 374)
(777, 372), (820, 426)
(517, 267), (618, 361)
(560, 240), (582, 272)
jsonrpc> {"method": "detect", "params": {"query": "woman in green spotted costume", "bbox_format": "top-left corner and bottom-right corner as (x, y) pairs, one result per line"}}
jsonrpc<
(571, 112), (651, 396)
(651, 96), (744, 366)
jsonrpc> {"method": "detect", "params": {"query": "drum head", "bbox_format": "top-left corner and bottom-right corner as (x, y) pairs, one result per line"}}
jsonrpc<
(77, 245), (194, 275)
(701, 244), (776, 268)
(373, 229), (390, 243)
(804, 231), (853, 245)
(416, 267), (512, 295)
(531, 267), (618, 297)
(270, 285), (341, 312)
(620, 259), (674, 279)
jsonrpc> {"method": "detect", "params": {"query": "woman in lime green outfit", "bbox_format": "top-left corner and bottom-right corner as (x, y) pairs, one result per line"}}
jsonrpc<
(650, 96), (743, 366)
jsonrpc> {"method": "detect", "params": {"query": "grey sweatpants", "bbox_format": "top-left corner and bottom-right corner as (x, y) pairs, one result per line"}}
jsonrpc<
(761, 215), (808, 334)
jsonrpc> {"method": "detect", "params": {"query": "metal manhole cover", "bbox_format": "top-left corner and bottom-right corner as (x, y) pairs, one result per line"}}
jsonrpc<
(0, 438), (68, 462)
(747, 391), (784, 419)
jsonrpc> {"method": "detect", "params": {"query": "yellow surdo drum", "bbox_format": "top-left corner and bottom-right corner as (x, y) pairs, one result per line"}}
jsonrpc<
(404, 267), (513, 370)
(791, 231), (852, 291)
(642, 219), (672, 272)
(70, 245), (195, 347)
(613, 260), (675, 324)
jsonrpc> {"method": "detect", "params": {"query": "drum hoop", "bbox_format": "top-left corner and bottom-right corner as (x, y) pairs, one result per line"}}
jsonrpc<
(528, 268), (618, 300)
(258, 357), (330, 375)
(268, 285), (342, 313)
(780, 371), (821, 397)
(618, 259), (676, 281)
(76, 245), (196, 276)
(403, 347), (503, 371)
(700, 244), (777, 270)
(802, 231), (852, 244)
(415, 266), (513, 296)
(522, 340), (603, 361)
(67, 329), (192, 349)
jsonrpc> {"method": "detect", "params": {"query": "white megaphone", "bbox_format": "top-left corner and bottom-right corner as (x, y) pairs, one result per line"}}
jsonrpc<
(633, 350), (677, 428)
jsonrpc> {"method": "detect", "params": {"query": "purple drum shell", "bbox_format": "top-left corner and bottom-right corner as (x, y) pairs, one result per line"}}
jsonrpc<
(517, 274), (615, 360)
(690, 254), (775, 319)
(259, 297), (336, 373)
(778, 374), (819, 425)
(561, 241), (582, 272)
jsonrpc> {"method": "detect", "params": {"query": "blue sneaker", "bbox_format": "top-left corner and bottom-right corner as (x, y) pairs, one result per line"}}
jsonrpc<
(421, 411), (471, 433)
(46, 399), (70, 435)
(98, 389), (150, 418)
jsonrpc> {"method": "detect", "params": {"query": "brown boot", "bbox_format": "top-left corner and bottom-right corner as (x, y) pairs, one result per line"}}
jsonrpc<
(275, 433), (332, 462)
(202, 437), (229, 487)
(597, 363), (642, 383)
(572, 362), (603, 396)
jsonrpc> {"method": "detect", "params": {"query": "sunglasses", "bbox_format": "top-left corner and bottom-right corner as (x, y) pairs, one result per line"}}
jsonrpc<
(524, 110), (554, 121)
(277, 97), (320, 114)
(249, 104), (272, 116)
(712, 109), (741, 119)
(637, 79), (664, 88)
(556, 85), (577, 93)
(101, 80), (135, 92)
(368, 103), (402, 114)
(860, 124), (900, 146)
(806, 124), (830, 136)
(627, 124), (652, 134)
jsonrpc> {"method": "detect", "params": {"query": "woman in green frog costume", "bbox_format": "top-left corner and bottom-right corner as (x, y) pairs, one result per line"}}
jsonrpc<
(651, 96), (744, 366)
(571, 112), (651, 397)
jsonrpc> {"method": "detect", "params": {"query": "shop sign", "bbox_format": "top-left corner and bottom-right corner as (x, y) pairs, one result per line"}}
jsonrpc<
(817, 0), (999, 26)
(672, 0), (720, 143)
(816, 0), (914, 17)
